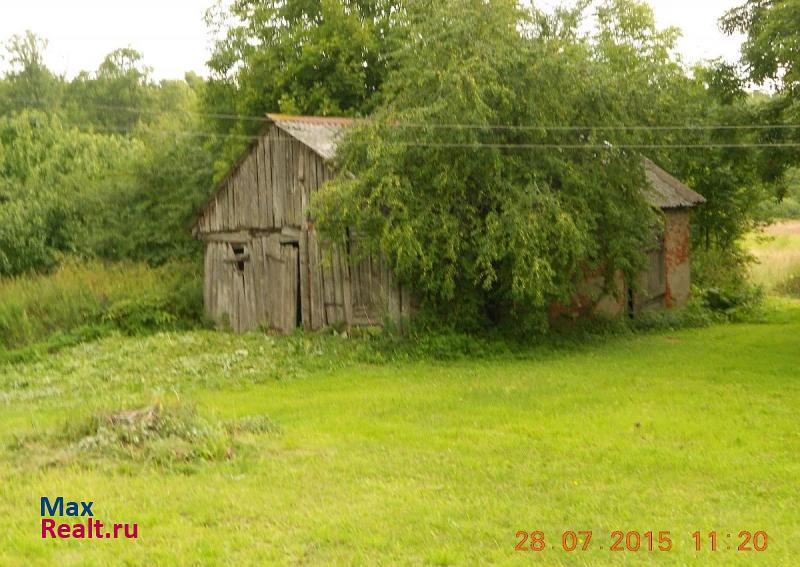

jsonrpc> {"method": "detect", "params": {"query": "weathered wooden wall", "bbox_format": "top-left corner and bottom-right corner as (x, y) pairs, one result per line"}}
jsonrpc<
(195, 125), (318, 234)
(196, 125), (410, 333)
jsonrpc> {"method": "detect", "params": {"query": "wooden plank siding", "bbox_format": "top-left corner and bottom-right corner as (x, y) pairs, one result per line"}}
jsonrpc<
(195, 121), (411, 333)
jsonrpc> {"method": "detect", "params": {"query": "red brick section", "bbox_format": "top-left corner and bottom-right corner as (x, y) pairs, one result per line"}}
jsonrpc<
(663, 210), (690, 308)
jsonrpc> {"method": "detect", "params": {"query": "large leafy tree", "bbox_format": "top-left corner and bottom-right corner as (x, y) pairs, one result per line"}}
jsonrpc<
(719, 1), (800, 177)
(87, 99), (216, 266)
(64, 48), (154, 132)
(587, 1), (778, 252)
(0, 111), (137, 276)
(721, 0), (800, 90)
(314, 0), (663, 329)
(203, 0), (404, 176)
(0, 40), (212, 273)
(0, 31), (64, 115)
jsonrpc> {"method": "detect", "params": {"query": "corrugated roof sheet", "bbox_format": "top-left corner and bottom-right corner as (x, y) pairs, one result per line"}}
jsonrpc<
(641, 157), (706, 209)
(267, 114), (354, 161)
(267, 115), (705, 209)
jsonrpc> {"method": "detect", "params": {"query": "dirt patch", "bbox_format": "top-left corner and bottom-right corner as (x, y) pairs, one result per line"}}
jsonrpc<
(763, 220), (800, 236)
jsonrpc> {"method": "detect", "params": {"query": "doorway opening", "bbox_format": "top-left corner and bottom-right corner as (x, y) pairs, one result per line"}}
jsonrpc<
(282, 242), (302, 329)
(294, 245), (302, 328)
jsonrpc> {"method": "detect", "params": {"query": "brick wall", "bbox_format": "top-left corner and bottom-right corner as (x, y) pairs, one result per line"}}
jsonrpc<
(663, 209), (691, 308)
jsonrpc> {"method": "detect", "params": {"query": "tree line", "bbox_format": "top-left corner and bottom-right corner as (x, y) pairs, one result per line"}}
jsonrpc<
(0, 0), (798, 329)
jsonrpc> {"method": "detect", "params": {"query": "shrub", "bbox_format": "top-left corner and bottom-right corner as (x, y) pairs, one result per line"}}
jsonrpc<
(691, 245), (753, 292)
(103, 295), (177, 335)
(632, 297), (722, 331)
(701, 285), (764, 321)
(0, 260), (207, 351)
(690, 244), (764, 321)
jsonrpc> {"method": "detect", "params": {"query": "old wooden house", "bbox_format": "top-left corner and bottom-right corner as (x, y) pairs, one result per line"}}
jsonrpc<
(192, 115), (411, 333)
(193, 115), (704, 332)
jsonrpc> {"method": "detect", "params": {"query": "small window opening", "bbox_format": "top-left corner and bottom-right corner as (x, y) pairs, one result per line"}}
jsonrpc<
(231, 244), (246, 272)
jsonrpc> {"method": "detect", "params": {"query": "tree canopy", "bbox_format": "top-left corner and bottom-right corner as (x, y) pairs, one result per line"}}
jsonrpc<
(0, 1), (795, 328)
(310, 0), (794, 327)
(721, 0), (800, 90)
(203, 0), (404, 175)
(0, 111), (138, 275)
(314, 0), (661, 328)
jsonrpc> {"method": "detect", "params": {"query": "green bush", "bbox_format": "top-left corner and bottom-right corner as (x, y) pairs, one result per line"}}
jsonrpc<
(0, 260), (207, 351)
(759, 196), (800, 221)
(690, 243), (765, 321)
(632, 297), (722, 331)
(701, 285), (764, 321)
(691, 245), (753, 291)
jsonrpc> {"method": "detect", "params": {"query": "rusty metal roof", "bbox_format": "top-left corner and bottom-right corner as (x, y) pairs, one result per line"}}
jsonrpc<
(641, 158), (706, 209)
(266, 115), (705, 209)
(267, 114), (355, 160)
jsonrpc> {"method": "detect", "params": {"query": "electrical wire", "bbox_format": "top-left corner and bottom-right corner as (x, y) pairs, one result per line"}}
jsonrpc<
(13, 99), (800, 133)
(87, 126), (800, 150)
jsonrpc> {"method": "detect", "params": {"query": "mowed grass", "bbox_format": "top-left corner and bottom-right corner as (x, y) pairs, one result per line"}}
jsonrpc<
(746, 220), (800, 289)
(0, 306), (799, 566)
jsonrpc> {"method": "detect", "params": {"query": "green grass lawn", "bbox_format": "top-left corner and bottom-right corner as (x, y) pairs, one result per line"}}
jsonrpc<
(1, 304), (798, 566)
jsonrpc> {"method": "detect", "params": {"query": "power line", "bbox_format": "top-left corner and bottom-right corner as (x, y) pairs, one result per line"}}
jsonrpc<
(392, 122), (800, 132)
(308, 141), (800, 149)
(86, 126), (800, 149)
(100, 107), (800, 131)
(14, 99), (800, 132)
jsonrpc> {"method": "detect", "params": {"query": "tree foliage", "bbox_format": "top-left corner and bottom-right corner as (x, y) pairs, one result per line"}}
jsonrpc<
(87, 109), (215, 265)
(315, 0), (666, 329)
(64, 48), (154, 132)
(0, 31), (63, 115)
(721, 0), (800, 90)
(203, 0), (404, 176)
(0, 34), (215, 275)
(0, 111), (137, 276)
(0, 1), (795, 327)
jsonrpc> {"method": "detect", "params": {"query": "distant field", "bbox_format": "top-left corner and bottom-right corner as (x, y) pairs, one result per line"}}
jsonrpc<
(746, 220), (800, 289)
(1, 302), (798, 565)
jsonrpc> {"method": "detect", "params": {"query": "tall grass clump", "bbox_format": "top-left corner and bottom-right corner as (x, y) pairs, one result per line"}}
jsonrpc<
(0, 260), (206, 351)
(777, 272), (800, 298)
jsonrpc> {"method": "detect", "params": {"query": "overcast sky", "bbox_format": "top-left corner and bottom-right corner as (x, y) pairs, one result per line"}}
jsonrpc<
(0, 0), (746, 81)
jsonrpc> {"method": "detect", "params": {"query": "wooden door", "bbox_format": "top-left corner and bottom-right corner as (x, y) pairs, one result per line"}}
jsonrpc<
(278, 243), (300, 333)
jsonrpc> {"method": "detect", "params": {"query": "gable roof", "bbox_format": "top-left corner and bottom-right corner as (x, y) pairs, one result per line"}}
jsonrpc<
(641, 158), (706, 209)
(197, 115), (704, 231)
(267, 114), (354, 160)
(267, 115), (705, 210)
